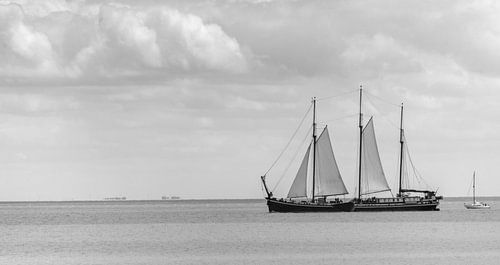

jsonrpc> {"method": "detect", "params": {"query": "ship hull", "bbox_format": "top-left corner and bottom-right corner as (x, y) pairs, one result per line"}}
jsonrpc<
(266, 198), (355, 212)
(354, 201), (440, 211)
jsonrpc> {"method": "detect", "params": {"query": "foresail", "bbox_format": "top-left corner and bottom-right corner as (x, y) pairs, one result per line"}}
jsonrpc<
(314, 127), (348, 196)
(287, 143), (311, 198)
(360, 118), (391, 195)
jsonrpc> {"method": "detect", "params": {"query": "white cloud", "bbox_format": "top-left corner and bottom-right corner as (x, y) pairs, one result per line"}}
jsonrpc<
(98, 4), (162, 68)
(0, 3), (62, 77)
(154, 8), (246, 72)
(0, 1), (249, 83)
(9, 23), (59, 72)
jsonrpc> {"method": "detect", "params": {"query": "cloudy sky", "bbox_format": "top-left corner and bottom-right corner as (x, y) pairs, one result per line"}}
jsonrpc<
(0, 0), (499, 200)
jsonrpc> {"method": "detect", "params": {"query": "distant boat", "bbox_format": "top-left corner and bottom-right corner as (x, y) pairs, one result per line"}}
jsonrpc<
(353, 87), (442, 211)
(464, 171), (490, 209)
(104, 197), (126, 201)
(260, 97), (355, 212)
(162, 196), (181, 200)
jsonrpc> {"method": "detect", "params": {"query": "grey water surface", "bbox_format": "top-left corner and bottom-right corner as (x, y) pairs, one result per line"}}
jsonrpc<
(1, 198), (500, 265)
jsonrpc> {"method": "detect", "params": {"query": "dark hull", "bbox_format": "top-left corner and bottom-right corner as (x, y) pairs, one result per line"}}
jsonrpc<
(354, 201), (439, 212)
(266, 199), (354, 212)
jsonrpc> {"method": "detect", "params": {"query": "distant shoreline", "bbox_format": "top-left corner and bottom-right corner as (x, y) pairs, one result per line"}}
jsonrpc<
(0, 198), (263, 203)
(0, 196), (497, 203)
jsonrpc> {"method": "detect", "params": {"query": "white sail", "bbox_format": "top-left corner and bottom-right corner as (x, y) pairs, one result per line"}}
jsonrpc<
(314, 127), (348, 196)
(287, 143), (311, 198)
(360, 118), (391, 195)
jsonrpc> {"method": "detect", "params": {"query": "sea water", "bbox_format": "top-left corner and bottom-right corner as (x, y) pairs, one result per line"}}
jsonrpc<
(1, 198), (500, 265)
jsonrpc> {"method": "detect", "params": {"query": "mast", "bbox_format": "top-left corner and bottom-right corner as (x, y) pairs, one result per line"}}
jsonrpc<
(398, 103), (404, 196)
(473, 171), (475, 203)
(312, 97), (317, 202)
(358, 86), (363, 200)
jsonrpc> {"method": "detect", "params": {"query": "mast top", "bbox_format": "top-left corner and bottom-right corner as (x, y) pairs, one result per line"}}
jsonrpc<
(400, 102), (404, 137)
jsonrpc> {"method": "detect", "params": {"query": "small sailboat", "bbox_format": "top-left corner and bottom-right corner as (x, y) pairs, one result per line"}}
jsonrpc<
(353, 87), (442, 211)
(260, 98), (354, 212)
(464, 171), (490, 209)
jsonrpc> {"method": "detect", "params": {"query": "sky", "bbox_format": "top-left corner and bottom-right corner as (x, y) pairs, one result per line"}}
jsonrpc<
(0, 0), (500, 200)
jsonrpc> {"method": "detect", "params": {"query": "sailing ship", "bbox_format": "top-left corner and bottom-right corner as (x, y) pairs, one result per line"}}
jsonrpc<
(354, 87), (442, 211)
(260, 98), (355, 212)
(464, 171), (490, 209)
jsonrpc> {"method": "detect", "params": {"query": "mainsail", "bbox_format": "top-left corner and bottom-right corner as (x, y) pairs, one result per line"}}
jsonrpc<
(287, 143), (311, 198)
(360, 118), (391, 195)
(314, 127), (348, 196)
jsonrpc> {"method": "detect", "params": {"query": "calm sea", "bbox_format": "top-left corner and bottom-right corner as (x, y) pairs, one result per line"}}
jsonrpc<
(1, 198), (500, 265)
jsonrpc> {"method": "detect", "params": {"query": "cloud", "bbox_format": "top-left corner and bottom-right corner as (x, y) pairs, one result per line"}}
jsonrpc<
(341, 34), (423, 79)
(98, 4), (162, 68)
(0, 92), (80, 113)
(0, 3), (61, 78)
(2, 0), (500, 200)
(0, 1), (249, 83)
(153, 8), (247, 72)
(3, 0), (500, 85)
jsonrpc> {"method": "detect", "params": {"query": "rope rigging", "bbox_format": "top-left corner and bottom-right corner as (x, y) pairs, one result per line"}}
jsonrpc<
(316, 89), (358, 101)
(263, 103), (312, 176)
(401, 134), (432, 190)
(264, 89), (359, 183)
(262, 87), (425, 197)
(271, 128), (313, 192)
(363, 90), (401, 108)
(363, 93), (400, 131)
(319, 113), (359, 124)
(466, 173), (473, 196)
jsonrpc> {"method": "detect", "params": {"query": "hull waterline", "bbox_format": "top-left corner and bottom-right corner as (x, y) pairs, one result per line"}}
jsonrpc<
(354, 201), (440, 211)
(266, 199), (354, 212)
